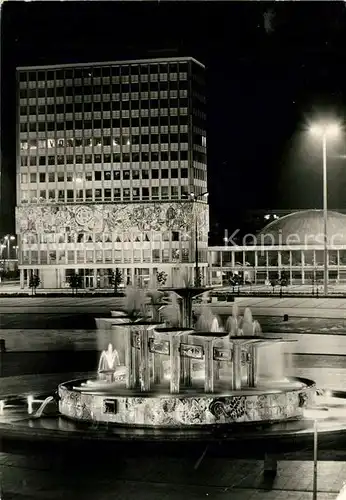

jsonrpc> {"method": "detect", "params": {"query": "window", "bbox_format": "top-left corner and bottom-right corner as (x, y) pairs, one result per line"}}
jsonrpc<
(142, 187), (149, 199)
(86, 172), (93, 181)
(114, 188), (121, 200)
(21, 173), (28, 183)
(161, 187), (169, 199)
(104, 171), (112, 181)
(152, 187), (159, 199)
(161, 169), (169, 179)
(142, 170), (149, 180)
(86, 189), (92, 200)
(67, 190), (74, 201)
(30, 173), (37, 183)
(172, 231), (180, 242)
(152, 169), (159, 179)
(57, 172), (64, 182)
(132, 170), (140, 180)
(152, 249), (160, 262)
(113, 171), (120, 180)
(39, 173), (46, 183)
(123, 170), (130, 180)
(95, 171), (102, 181)
(133, 188), (140, 200)
(104, 189), (112, 200)
(181, 168), (188, 178)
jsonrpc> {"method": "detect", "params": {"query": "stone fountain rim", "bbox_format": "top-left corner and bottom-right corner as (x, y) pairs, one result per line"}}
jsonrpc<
(59, 376), (316, 398)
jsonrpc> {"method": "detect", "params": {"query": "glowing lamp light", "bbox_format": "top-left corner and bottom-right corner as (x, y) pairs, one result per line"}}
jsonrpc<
(309, 122), (341, 138)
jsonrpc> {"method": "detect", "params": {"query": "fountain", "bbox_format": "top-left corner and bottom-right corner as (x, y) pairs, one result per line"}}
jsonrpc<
(58, 300), (315, 427)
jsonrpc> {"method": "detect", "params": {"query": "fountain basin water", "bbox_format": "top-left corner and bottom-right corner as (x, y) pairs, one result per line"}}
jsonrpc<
(58, 376), (315, 427)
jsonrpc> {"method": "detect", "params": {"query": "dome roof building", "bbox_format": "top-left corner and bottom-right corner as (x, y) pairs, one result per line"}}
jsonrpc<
(257, 210), (346, 246)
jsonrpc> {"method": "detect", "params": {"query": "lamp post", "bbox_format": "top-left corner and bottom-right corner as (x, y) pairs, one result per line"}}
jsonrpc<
(4, 235), (15, 271)
(13, 245), (18, 260)
(304, 407), (329, 500)
(190, 191), (209, 287)
(309, 122), (341, 295)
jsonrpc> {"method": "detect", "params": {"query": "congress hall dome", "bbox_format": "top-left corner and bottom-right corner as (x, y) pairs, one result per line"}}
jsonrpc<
(257, 210), (346, 246)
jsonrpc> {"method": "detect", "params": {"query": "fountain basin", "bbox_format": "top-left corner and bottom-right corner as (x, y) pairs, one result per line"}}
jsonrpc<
(58, 377), (315, 427)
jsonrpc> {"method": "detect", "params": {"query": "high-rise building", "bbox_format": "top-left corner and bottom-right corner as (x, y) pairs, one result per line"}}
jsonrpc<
(15, 57), (208, 289)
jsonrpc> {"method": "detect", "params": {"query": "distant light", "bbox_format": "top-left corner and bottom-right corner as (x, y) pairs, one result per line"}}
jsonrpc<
(264, 214), (270, 220)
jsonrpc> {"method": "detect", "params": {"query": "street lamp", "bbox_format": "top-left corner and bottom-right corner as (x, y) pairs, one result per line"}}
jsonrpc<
(190, 191), (209, 287)
(304, 406), (329, 500)
(4, 235), (15, 265)
(13, 245), (19, 259)
(309, 121), (341, 295)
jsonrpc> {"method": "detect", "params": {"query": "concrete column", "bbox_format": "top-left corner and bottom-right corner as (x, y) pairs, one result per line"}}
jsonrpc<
(204, 339), (214, 393)
(124, 326), (136, 390)
(248, 345), (257, 387)
(20, 269), (24, 289)
(139, 325), (150, 392)
(232, 343), (242, 390)
(170, 333), (180, 394)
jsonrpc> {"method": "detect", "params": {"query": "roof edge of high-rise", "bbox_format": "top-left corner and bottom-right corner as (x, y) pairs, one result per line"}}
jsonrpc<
(16, 56), (205, 71)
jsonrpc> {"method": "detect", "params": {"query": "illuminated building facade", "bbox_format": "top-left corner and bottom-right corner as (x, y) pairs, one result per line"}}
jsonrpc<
(16, 57), (208, 289)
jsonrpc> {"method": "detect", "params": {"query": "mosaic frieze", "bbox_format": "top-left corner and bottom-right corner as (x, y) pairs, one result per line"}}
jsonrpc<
(59, 382), (316, 427)
(16, 202), (209, 235)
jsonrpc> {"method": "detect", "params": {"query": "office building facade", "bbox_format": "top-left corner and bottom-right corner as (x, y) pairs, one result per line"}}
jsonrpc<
(16, 57), (208, 289)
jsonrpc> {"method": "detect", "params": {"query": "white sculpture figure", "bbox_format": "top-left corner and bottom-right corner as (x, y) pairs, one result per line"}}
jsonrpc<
(98, 343), (120, 373)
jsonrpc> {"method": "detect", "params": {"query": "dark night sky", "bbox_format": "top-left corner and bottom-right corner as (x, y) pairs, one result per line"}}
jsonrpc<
(2, 1), (346, 240)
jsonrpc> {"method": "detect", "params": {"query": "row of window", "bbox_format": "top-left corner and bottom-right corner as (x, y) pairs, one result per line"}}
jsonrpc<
(20, 129), (194, 149)
(22, 167), (190, 184)
(22, 229), (196, 244)
(21, 185), (192, 203)
(20, 100), (192, 115)
(19, 63), (191, 81)
(19, 85), (189, 100)
(20, 151), (195, 166)
(21, 247), (202, 265)
(211, 250), (342, 267)
(20, 134), (190, 149)
(19, 110), (190, 132)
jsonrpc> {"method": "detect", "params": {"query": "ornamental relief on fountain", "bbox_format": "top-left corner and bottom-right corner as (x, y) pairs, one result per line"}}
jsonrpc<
(16, 203), (209, 235)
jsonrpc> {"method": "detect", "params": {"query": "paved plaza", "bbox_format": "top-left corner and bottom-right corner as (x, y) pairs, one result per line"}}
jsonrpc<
(0, 451), (345, 499)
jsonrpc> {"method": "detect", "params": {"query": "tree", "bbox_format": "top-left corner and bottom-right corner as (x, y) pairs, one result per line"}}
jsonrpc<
(156, 270), (168, 287)
(67, 273), (83, 295)
(111, 269), (123, 295)
(29, 274), (40, 296)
